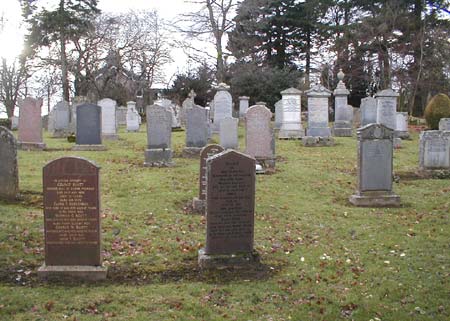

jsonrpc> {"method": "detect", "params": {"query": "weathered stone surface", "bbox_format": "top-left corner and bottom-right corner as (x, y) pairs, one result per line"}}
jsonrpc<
(349, 124), (400, 207)
(395, 112), (410, 139)
(117, 106), (127, 126)
(278, 88), (304, 139)
(18, 97), (46, 150)
(69, 96), (89, 134)
(11, 116), (18, 130)
(274, 100), (283, 130)
(181, 90), (196, 127)
(419, 130), (450, 171)
(438, 118), (450, 131)
(198, 150), (257, 268)
(185, 105), (208, 148)
(0, 126), (19, 200)
(305, 83), (332, 137)
(212, 83), (232, 132)
(302, 136), (335, 147)
(192, 144), (224, 213)
(145, 105), (173, 166)
(360, 97), (377, 127)
(333, 70), (352, 137)
(74, 104), (104, 150)
(98, 98), (118, 140)
(49, 101), (70, 138)
(38, 157), (106, 280)
(375, 89), (399, 131)
(126, 101), (140, 132)
(245, 104), (274, 160)
(219, 117), (239, 149)
(353, 107), (361, 128)
(239, 96), (249, 118)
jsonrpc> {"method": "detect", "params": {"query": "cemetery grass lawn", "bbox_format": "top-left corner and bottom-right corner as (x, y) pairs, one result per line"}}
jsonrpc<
(0, 125), (448, 321)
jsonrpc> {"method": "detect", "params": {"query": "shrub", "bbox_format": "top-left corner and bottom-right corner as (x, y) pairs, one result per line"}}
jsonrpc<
(424, 93), (450, 129)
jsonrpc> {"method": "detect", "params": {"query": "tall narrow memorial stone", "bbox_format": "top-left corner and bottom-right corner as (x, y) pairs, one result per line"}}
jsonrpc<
(278, 88), (304, 139)
(73, 104), (106, 151)
(198, 150), (258, 268)
(38, 157), (107, 280)
(305, 83), (332, 137)
(192, 144), (224, 213)
(239, 96), (249, 118)
(69, 96), (88, 134)
(349, 124), (400, 207)
(274, 100), (283, 130)
(183, 105), (208, 157)
(245, 104), (275, 171)
(212, 83), (232, 133)
(219, 117), (239, 149)
(418, 131), (450, 174)
(117, 106), (127, 126)
(333, 70), (352, 136)
(145, 105), (173, 166)
(0, 126), (19, 200)
(18, 97), (46, 150)
(126, 101), (140, 132)
(181, 90), (196, 127)
(396, 112), (410, 139)
(98, 98), (118, 140)
(360, 97), (377, 127)
(49, 101), (70, 138)
(375, 88), (399, 130)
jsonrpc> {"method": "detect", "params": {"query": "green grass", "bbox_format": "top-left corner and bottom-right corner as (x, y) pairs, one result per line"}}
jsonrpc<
(0, 124), (448, 321)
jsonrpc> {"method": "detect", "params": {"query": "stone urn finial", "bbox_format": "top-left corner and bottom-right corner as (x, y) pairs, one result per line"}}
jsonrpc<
(337, 69), (345, 81)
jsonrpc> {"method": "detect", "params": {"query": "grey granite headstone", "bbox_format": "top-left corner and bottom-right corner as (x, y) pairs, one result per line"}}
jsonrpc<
(183, 105), (208, 156)
(126, 101), (140, 132)
(49, 101), (70, 138)
(305, 83), (332, 137)
(198, 150), (258, 268)
(73, 104), (105, 151)
(333, 70), (352, 136)
(98, 98), (118, 140)
(353, 107), (361, 128)
(239, 96), (249, 118)
(117, 106), (127, 126)
(219, 117), (239, 149)
(181, 90), (196, 127)
(439, 118), (450, 131)
(419, 130), (450, 172)
(274, 100), (283, 130)
(212, 83), (232, 133)
(69, 96), (89, 134)
(0, 126), (19, 200)
(279, 88), (304, 139)
(349, 124), (400, 207)
(11, 116), (18, 130)
(375, 89), (399, 131)
(396, 112), (410, 139)
(145, 105), (173, 166)
(360, 97), (377, 127)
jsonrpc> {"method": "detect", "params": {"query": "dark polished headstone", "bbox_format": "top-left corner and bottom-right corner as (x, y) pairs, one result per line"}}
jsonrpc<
(0, 126), (19, 200)
(38, 157), (107, 280)
(144, 105), (173, 166)
(198, 150), (258, 268)
(184, 105), (208, 157)
(73, 104), (105, 150)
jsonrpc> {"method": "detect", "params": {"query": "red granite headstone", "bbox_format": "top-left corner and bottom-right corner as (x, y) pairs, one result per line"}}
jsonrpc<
(18, 97), (45, 149)
(43, 157), (101, 266)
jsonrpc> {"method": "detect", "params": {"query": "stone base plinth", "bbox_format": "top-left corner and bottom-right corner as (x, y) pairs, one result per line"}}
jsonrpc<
(349, 191), (401, 207)
(102, 134), (119, 140)
(417, 168), (450, 179)
(18, 142), (46, 151)
(192, 197), (205, 213)
(306, 127), (331, 137)
(144, 148), (173, 167)
(182, 147), (202, 158)
(72, 144), (107, 151)
(302, 136), (335, 147)
(198, 248), (260, 269)
(395, 131), (410, 140)
(37, 264), (107, 281)
(333, 127), (352, 137)
(278, 128), (304, 139)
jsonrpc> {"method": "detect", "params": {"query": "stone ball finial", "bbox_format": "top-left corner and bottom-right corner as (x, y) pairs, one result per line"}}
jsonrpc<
(337, 69), (345, 81)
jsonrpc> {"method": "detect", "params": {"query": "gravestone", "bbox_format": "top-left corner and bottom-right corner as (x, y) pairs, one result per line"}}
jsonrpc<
(239, 96), (250, 118)
(181, 90), (196, 127)
(126, 101), (140, 132)
(0, 126), (19, 200)
(439, 118), (450, 131)
(73, 104), (106, 151)
(183, 105), (209, 157)
(49, 101), (70, 138)
(349, 124), (400, 207)
(117, 106), (127, 126)
(98, 98), (118, 140)
(333, 70), (352, 137)
(278, 88), (304, 139)
(375, 88), (399, 131)
(219, 117), (239, 149)
(360, 97), (377, 127)
(353, 107), (361, 128)
(192, 144), (224, 213)
(418, 131), (450, 174)
(69, 96), (88, 134)
(198, 150), (258, 268)
(37, 157), (107, 280)
(396, 112), (410, 139)
(305, 83), (332, 138)
(42, 115), (49, 131)
(274, 100), (283, 130)
(212, 83), (232, 133)
(245, 103), (275, 171)
(18, 97), (46, 150)
(144, 105), (173, 166)
(11, 116), (18, 130)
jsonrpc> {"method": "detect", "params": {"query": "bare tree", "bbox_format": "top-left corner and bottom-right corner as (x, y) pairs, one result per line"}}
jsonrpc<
(0, 57), (29, 118)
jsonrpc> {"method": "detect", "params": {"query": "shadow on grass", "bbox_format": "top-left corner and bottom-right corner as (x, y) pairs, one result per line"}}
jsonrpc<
(0, 256), (286, 287)
(0, 190), (43, 209)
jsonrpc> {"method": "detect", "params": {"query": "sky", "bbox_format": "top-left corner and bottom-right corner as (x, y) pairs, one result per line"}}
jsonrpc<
(0, 0), (216, 116)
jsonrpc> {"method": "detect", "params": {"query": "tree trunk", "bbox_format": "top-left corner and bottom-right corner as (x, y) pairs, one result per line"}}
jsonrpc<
(59, 0), (70, 103)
